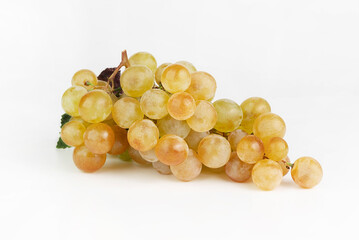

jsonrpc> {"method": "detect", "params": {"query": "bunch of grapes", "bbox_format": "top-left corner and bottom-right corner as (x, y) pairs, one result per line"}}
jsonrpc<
(58, 50), (323, 191)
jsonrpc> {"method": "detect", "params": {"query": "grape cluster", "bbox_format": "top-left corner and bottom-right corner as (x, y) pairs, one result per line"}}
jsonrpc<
(59, 51), (323, 190)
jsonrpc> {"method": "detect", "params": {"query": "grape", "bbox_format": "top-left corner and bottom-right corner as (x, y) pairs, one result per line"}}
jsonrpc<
(213, 99), (243, 132)
(73, 145), (106, 172)
(96, 80), (108, 87)
(70, 117), (91, 127)
(139, 149), (158, 162)
(155, 134), (189, 166)
(120, 65), (154, 97)
(61, 120), (86, 147)
(253, 112), (286, 145)
(240, 97), (271, 133)
(184, 130), (209, 151)
(152, 161), (171, 175)
(161, 64), (191, 93)
(108, 125), (129, 155)
(129, 52), (157, 74)
(71, 69), (98, 90)
(127, 119), (159, 152)
(291, 157), (322, 188)
(157, 115), (191, 138)
(155, 63), (171, 84)
(170, 149), (202, 181)
(228, 129), (248, 151)
(236, 135), (264, 164)
(264, 137), (288, 161)
(278, 156), (290, 176)
(167, 92), (196, 120)
(83, 123), (115, 154)
(140, 89), (169, 119)
(225, 152), (254, 182)
(186, 71), (216, 101)
(252, 159), (282, 191)
(79, 90), (113, 123)
(128, 147), (150, 165)
(61, 86), (88, 117)
(112, 97), (144, 128)
(176, 61), (196, 73)
(186, 100), (217, 132)
(197, 134), (231, 168)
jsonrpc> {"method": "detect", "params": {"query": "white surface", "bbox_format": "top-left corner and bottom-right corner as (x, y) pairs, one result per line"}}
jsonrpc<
(1, 0), (358, 239)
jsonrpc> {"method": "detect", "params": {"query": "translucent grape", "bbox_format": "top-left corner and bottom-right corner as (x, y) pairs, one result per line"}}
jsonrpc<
(225, 152), (254, 182)
(61, 120), (86, 147)
(152, 161), (171, 175)
(83, 123), (115, 154)
(213, 99), (243, 132)
(140, 89), (169, 119)
(139, 149), (158, 163)
(155, 63), (171, 84)
(71, 69), (98, 90)
(112, 97), (144, 128)
(278, 156), (290, 176)
(70, 117), (90, 127)
(184, 130), (210, 151)
(61, 86), (88, 117)
(127, 119), (159, 152)
(79, 90), (113, 123)
(128, 147), (150, 165)
(170, 149), (202, 181)
(157, 115), (191, 138)
(252, 159), (282, 191)
(73, 145), (106, 173)
(253, 112), (286, 145)
(129, 52), (157, 74)
(264, 137), (289, 161)
(176, 61), (197, 73)
(240, 97), (271, 133)
(186, 71), (216, 101)
(120, 65), (154, 97)
(228, 129), (248, 151)
(197, 134), (231, 168)
(161, 64), (191, 93)
(236, 135), (264, 164)
(155, 134), (189, 166)
(291, 157), (323, 188)
(108, 125), (129, 155)
(167, 92), (196, 120)
(186, 100), (217, 132)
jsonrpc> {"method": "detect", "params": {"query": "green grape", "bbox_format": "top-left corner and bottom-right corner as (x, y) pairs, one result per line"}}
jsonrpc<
(71, 69), (98, 90)
(228, 129), (248, 151)
(61, 120), (86, 147)
(73, 145), (106, 173)
(108, 125), (129, 155)
(155, 134), (189, 166)
(213, 99), (243, 132)
(236, 135), (264, 164)
(155, 63), (171, 84)
(112, 97), (144, 128)
(225, 152), (254, 182)
(176, 61), (197, 73)
(184, 130), (210, 151)
(253, 112), (286, 145)
(152, 161), (171, 175)
(197, 134), (231, 168)
(291, 157), (322, 188)
(252, 159), (282, 191)
(186, 71), (216, 101)
(129, 52), (157, 74)
(186, 100), (217, 132)
(264, 137), (289, 161)
(83, 123), (115, 154)
(140, 89), (170, 119)
(120, 65), (154, 97)
(170, 149), (202, 181)
(240, 97), (271, 133)
(61, 86), (88, 117)
(128, 147), (150, 165)
(127, 119), (159, 152)
(139, 149), (158, 163)
(167, 92), (196, 120)
(79, 90), (113, 123)
(161, 64), (191, 93)
(157, 115), (191, 138)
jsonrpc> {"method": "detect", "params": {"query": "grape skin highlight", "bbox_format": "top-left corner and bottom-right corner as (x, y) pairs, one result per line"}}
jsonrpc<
(161, 64), (191, 93)
(197, 134), (231, 168)
(252, 159), (282, 191)
(186, 100), (217, 132)
(167, 92), (196, 120)
(83, 123), (115, 154)
(61, 86), (88, 117)
(79, 90), (113, 123)
(112, 97), (144, 128)
(73, 145), (106, 173)
(127, 119), (159, 152)
(291, 157), (322, 188)
(61, 120), (86, 147)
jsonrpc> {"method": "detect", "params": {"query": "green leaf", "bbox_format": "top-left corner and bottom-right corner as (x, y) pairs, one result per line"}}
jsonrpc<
(56, 137), (71, 149)
(60, 113), (71, 128)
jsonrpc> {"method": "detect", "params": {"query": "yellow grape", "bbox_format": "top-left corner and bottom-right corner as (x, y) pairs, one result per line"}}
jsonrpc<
(61, 120), (86, 147)
(61, 86), (88, 117)
(112, 97), (144, 128)
(186, 100), (217, 132)
(127, 119), (159, 152)
(197, 134), (231, 168)
(186, 71), (216, 101)
(155, 134), (189, 166)
(264, 137), (289, 161)
(240, 97), (271, 133)
(170, 149), (202, 181)
(128, 147), (150, 165)
(71, 69), (98, 90)
(213, 99), (243, 132)
(152, 161), (171, 175)
(228, 129), (248, 151)
(73, 145), (106, 173)
(291, 157), (323, 188)
(184, 130), (210, 151)
(120, 65), (154, 97)
(139, 149), (158, 163)
(278, 156), (290, 176)
(140, 89), (170, 119)
(155, 63), (171, 84)
(79, 90), (113, 123)
(83, 123), (115, 154)
(70, 117), (90, 127)
(225, 152), (254, 182)
(161, 64), (191, 93)
(252, 159), (282, 191)
(157, 115), (191, 138)
(176, 61), (197, 73)
(167, 92), (196, 120)
(236, 135), (264, 164)
(96, 80), (108, 87)
(108, 125), (129, 155)
(129, 52), (157, 74)
(253, 112), (286, 145)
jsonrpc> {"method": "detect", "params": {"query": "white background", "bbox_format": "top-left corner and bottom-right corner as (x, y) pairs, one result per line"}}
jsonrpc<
(0, 0), (358, 239)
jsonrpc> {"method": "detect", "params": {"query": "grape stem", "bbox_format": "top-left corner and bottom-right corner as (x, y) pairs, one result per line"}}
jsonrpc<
(283, 160), (294, 168)
(107, 50), (130, 91)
